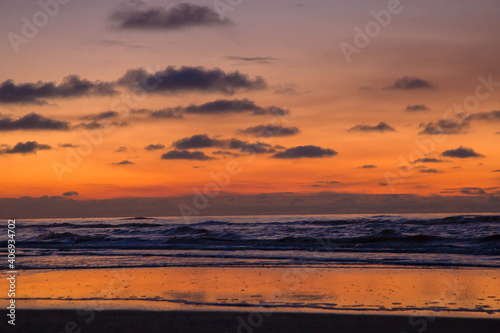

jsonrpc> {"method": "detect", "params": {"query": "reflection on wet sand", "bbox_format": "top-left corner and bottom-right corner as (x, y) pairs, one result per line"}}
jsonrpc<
(3, 266), (499, 318)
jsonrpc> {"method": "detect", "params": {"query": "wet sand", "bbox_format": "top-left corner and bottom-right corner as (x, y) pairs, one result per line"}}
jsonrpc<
(1, 266), (499, 331)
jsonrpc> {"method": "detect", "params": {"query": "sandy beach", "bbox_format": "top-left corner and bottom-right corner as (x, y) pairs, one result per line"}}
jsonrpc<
(1, 266), (499, 332)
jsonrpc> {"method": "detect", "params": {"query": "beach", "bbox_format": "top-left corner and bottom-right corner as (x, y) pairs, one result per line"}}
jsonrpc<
(1, 266), (499, 332)
(1, 214), (499, 331)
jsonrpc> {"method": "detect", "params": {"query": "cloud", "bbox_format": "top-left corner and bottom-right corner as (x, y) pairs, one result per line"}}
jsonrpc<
(272, 145), (337, 159)
(0, 141), (51, 155)
(459, 188), (487, 195)
(418, 111), (500, 136)
(411, 158), (447, 163)
(77, 120), (128, 130)
(113, 160), (135, 165)
(361, 165), (377, 169)
(348, 122), (395, 133)
(229, 140), (277, 154)
(0, 113), (69, 131)
(468, 110), (500, 121)
(80, 111), (119, 121)
(109, 3), (230, 30)
(237, 124), (300, 137)
(173, 134), (218, 149)
(225, 56), (279, 64)
(149, 109), (184, 119)
(405, 104), (429, 112)
(2, 192), (500, 219)
(273, 83), (298, 95)
(0, 75), (117, 105)
(117, 67), (266, 95)
(161, 150), (212, 161)
(418, 117), (470, 135)
(442, 187), (488, 195)
(386, 76), (436, 90)
(493, 170), (500, 173)
(59, 143), (79, 148)
(63, 191), (79, 197)
(144, 144), (165, 151)
(419, 169), (443, 173)
(171, 134), (278, 154)
(212, 150), (240, 157)
(441, 146), (485, 158)
(93, 39), (147, 49)
(115, 146), (128, 153)
(183, 99), (287, 116)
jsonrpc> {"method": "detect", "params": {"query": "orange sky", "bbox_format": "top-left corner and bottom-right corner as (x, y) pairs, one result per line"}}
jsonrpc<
(1, 0), (499, 204)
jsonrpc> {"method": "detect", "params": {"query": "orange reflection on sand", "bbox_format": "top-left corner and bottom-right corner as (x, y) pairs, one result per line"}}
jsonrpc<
(2, 267), (498, 317)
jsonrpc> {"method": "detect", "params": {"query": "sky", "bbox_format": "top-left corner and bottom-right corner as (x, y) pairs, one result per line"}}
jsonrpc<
(1, 0), (500, 217)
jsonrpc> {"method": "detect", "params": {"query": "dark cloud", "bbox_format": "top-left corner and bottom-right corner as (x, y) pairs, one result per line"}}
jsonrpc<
(0, 75), (117, 105)
(2, 192), (500, 219)
(272, 145), (337, 159)
(113, 160), (135, 165)
(468, 110), (500, 121)
(59, 143), (79, 148)
(77, 120), (128, 130)
(441, 146), (484, 158)
(173, 134), (218, 149)
(149, 109), (184, 119)
(63, 191), (79, 197)
(386, 76), (436, 90)
(171, 134), (278, 154)
(212, 150), (240, 157)
(225, 56), (279, 64)
(115, 146), (128, 153)
(0, 113), (69, 131)
(117, 67), (266, 95)
(442, 187), (488, 195)
(229, 139), (277, 154)
(412, 158), (447, 163)
(161, 150), (212, 161)
(493, 170), (500, 173)
(419, 169), (443, 173)
(0, 141), (51, 155)
(418, 118), (470, 135)
(460, 188), (487, 195)
(405, 104), (429, 112)
(348, 122), (395, 133)
(144, 144), (165, 151)
(418, 111), (500, 136)
(109, 3), (230, 30)
(237, 124), (300, 137)
(80, 111), (119, 121)
(361, 165), (377, 169)
(184, 99), (287, 116)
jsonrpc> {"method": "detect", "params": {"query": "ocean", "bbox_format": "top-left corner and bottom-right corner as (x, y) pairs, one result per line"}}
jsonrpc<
(5, 213), (500, 270)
